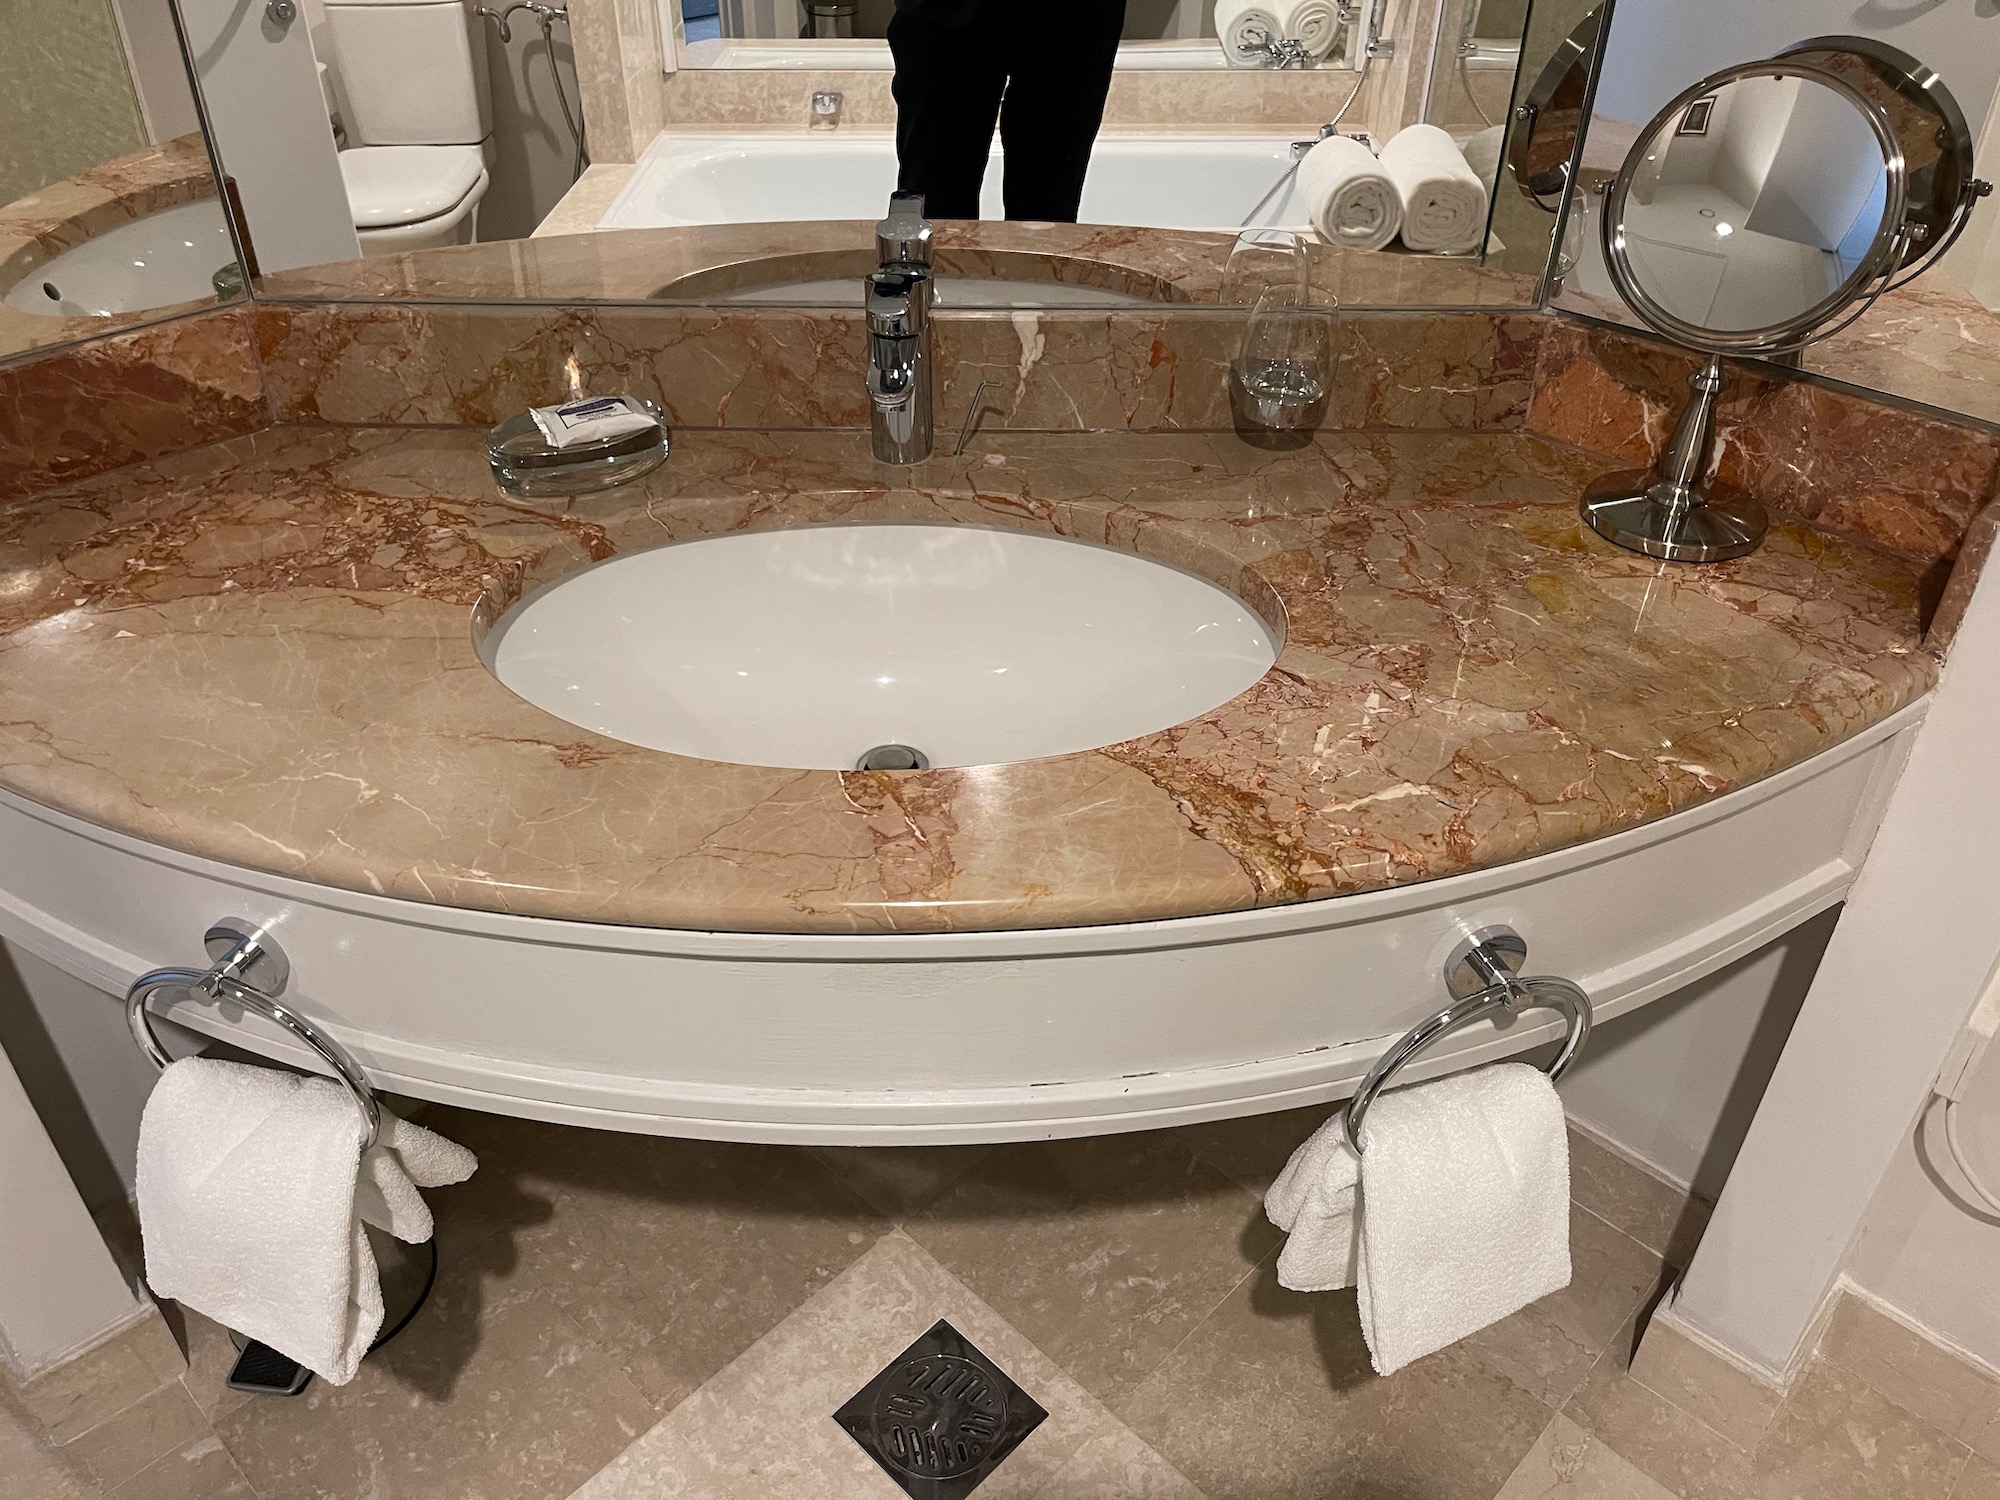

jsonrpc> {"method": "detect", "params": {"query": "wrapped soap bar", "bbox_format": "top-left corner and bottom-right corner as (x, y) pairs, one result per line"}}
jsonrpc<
(528, 394), (660, 450)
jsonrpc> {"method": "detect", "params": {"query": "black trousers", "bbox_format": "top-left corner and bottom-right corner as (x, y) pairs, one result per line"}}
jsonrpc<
(888, 0), (1126, 222)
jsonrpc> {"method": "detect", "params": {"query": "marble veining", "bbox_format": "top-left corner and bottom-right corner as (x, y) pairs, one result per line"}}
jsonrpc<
(0, 425), (1935, 934)
(248, 302), (1549, 439)
(1531, 318), (2000, 567)
(1561, 279), (2000, 436)
(0, 310), (266, 503)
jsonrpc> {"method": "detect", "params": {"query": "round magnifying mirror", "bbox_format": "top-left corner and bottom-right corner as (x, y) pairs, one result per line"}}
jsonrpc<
(1603, 61), (1908, 354)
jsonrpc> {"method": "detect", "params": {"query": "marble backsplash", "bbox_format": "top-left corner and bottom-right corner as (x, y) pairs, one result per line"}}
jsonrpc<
(0, 309), (265, 503)
(3, 298), (1996, 626)
(1531, 320), (2000, 570)
(248, 302), (1543, 438)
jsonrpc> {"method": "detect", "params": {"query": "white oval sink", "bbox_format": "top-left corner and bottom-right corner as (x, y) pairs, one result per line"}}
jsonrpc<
(483, 524), (1279, 770)
(4, 201), (236, 318)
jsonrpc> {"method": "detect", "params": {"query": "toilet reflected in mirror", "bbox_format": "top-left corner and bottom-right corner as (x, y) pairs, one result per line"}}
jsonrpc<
(323, 0), (495, 257)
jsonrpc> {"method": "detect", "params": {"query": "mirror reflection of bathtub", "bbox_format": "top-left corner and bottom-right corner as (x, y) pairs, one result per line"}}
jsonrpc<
(683, 38), (1265, 69)
(598, 131), (1324, 233)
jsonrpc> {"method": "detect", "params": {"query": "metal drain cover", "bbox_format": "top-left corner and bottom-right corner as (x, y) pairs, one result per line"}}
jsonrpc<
(856, 743), (930, 771)
(833, 1319), (1046, 1500)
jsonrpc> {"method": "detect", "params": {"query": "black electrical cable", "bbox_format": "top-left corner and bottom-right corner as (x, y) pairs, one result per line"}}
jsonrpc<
(368, 1237), (440, 1353)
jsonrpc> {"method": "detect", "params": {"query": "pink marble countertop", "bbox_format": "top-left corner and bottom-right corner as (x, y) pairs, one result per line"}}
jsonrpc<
(0, 425), (1937, 934)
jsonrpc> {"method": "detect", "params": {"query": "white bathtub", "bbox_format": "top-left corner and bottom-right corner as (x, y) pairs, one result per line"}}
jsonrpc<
(680, 38), (1272, 70)
(597, 130), (1314, 233)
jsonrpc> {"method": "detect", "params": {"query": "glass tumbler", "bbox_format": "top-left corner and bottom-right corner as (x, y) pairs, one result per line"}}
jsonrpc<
(1229, 286), (1335, 441)
(1219, 228), (1313, 307)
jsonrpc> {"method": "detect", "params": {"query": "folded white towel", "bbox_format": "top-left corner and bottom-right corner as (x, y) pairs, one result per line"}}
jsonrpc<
(1215, 0), (1284, 65)
(1277, 0), (1343, 59)
(1295, 134), (1402, 252)
(137, 1058), (476, 1385)
(1379, 123), (1491, 255)
(1264, 1112), (1361, 1290)
(1354, 1062), (1570, 1375)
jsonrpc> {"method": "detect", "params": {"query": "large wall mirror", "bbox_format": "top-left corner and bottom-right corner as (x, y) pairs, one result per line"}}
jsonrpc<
(0, 0), (239, 363)
(1555, 1), (2000, 430)
(9, 0), (1994, 443)
(15, 0), (1604, 318)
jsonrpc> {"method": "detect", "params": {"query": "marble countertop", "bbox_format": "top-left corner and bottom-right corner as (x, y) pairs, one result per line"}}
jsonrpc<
(0, 425), (1937, 934)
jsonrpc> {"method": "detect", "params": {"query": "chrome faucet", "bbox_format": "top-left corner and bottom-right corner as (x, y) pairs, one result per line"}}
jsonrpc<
(1237, 29), (1316, 68)
(865, 192), (934, 464)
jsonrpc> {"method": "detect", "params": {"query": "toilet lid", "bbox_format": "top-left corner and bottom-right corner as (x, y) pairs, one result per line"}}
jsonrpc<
(340, 146), (486, 229)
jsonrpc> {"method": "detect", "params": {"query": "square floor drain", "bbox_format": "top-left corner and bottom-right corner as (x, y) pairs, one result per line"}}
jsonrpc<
(833, 1319), (1048, 1500)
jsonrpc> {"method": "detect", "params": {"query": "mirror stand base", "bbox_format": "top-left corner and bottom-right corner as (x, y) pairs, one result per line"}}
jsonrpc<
(1579, 474), (1768, 564)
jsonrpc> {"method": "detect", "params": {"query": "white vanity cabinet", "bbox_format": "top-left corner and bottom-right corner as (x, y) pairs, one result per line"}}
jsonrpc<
(0, 703), (1919, 1144)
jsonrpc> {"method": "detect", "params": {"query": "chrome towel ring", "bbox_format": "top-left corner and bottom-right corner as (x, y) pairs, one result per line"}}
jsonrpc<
(1344, 925), (1592, 1152)
(126, 919), (382, 1151)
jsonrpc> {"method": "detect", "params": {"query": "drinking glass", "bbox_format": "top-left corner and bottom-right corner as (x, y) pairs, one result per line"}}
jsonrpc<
(1220, 228), (1313, 307)
(1229, 285), (1334, 441)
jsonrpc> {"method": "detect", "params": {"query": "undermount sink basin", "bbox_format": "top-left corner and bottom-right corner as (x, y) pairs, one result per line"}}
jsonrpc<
(4, 201), (237, 318)
(483, 524), (1279, 770)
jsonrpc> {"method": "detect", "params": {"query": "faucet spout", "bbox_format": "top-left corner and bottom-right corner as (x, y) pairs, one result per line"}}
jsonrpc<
(864, 193), (935, 464)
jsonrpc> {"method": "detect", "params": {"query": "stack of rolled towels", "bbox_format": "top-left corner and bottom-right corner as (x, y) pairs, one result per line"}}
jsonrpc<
(1294, 123), (1492, 256)
(1217, 0), (1344, 64)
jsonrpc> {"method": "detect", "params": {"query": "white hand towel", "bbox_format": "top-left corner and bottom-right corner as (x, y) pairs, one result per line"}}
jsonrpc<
(1354, 1062), (1570, 1375)
(1275, 0), (1343, 59)
(1295, 133), (1402, 252)
(1379, 123), (1492, 254)
(1215, 0), (1284, 65)
(1264, 1112), (1361, 1291)
(137, 1057), (476, 1385)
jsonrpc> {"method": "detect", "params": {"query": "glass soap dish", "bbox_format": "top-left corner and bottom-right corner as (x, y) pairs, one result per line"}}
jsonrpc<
(486, 400), (669, 498)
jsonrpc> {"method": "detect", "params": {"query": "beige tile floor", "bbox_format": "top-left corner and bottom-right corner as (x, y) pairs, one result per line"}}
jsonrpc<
(4, 1106), (1993, 1500)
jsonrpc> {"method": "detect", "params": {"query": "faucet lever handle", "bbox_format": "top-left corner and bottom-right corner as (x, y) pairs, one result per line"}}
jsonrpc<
(864, 269), (928, 335)
(876, 192), (934, 269)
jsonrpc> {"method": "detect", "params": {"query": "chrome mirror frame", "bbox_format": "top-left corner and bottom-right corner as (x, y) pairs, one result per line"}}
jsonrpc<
(1507, 7), (1604, 213)
(1580, 59), (1913, 564)
(1600, 61), (1910, 356)
(1777, 36), (1992, 287)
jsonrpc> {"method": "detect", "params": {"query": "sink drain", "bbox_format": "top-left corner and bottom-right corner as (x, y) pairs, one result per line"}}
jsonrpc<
(833, 1319), (1046, 1500)
(857, 743), (931, 771)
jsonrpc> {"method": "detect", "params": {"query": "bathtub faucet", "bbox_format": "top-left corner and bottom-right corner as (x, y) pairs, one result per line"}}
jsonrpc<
(864, 192), (935, 464)
(1237, 27), (1316, 68)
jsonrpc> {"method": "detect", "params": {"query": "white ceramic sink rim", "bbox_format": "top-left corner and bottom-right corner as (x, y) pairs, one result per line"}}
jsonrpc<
(482, 522), (1281, 771)
(3, 201), (236, 318)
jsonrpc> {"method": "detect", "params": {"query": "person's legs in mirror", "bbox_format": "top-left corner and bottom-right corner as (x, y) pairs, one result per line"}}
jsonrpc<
(888, 1), (1010, 219)
(996, 0), (1126, 222)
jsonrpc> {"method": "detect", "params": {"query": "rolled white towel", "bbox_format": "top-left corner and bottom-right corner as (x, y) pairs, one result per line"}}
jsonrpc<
(1215, 0), (1284, 66)
(1460, 123), (1507, 188)
(1379, 122), (1491, 255)
(1275, 0), (1343, 59)
(1296, 134), (1402, 251)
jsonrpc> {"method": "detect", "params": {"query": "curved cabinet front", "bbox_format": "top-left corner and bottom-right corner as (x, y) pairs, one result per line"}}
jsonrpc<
(0, 704), (1919, 1143)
